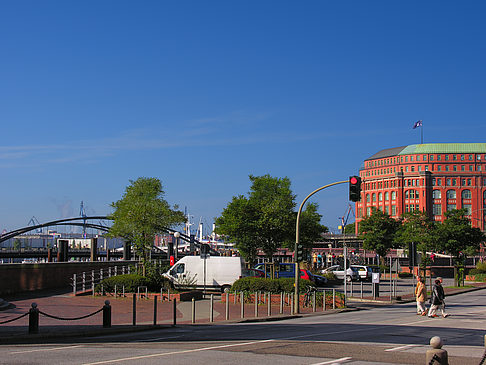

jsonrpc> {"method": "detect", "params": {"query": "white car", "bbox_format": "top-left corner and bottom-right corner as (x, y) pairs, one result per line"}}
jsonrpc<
(322, 265), (359, 282)
(350, 265), (374, 282)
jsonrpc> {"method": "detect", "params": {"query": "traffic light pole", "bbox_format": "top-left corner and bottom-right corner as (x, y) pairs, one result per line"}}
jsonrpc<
(294, 180), (348, 314)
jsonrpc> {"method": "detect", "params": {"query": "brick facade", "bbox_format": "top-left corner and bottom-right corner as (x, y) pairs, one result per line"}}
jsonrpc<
(355, 143), (486, 233)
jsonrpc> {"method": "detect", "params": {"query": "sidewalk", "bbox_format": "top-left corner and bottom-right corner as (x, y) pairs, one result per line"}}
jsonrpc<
(0, 291), (345, 343)
(1, 282), (484, 343)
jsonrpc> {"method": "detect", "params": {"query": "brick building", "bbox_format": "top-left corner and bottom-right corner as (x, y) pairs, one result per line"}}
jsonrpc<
(355, 143), (486, 233)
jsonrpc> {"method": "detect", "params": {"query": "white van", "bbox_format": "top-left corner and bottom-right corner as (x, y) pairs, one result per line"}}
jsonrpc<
(164, 256), (247, 292)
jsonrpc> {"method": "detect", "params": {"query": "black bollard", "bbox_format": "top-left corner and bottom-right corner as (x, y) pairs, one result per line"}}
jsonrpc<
(29, 303), (39, 334)
(132, 294), (136, 326)
(103, 300), (111, 328)
(172, 298), (177, 327)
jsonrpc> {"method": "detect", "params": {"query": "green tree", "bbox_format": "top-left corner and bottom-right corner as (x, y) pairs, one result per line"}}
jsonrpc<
(293, 202), (328, 256)
(358, 208), (400, 264)
(395, 210), (437, 276)
(435, 209), (485, 286)
(216, 174), (328, 264)
(13, 239), (21, 250)
(108, 177), (185, 270)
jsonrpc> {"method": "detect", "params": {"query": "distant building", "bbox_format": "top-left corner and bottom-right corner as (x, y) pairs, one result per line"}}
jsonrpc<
(355, 143), (486, 233)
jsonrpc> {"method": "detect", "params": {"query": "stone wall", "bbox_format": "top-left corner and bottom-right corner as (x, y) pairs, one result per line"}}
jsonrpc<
(0, 261), (136, 296)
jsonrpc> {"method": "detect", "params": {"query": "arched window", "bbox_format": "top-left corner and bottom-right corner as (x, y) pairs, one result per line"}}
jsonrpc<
(372, 193), (376, 202)
(378, 192), (383, 201)
(391, 191), (396, 200)
(385, 192), (389, 201)
(432, 190), (441, 199)
(446, 190), (456, 199)
(405, 190), (409, 199)
(462, 190), (471, 200)
(366, 194), (370, 203)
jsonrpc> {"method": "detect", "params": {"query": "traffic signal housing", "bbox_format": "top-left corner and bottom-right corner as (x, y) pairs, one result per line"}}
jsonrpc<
(349, 176), (362, 202)
(296, 243), (304, 262)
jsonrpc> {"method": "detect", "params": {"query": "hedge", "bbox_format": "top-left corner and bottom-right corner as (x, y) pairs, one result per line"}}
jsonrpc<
(96, 274), (171, 293)
(231, 277), (316, 293)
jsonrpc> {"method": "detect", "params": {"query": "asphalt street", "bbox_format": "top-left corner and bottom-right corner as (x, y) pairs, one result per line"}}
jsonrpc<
(1, 287), (484, 365)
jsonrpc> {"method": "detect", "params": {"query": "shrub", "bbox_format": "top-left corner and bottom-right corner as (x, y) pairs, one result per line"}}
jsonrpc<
(231, 277), (315, 293)
(96, 273), (172, 293)
(321, 272), (337, 281)
(398, 272), (413, 278)
(475, 262), (486, 273)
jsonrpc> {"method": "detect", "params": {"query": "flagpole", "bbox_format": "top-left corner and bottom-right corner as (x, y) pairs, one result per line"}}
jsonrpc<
(421, 124), (423, 144)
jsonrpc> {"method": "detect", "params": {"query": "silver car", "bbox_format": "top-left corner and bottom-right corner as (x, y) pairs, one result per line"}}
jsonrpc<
(322, 265), (359, 282)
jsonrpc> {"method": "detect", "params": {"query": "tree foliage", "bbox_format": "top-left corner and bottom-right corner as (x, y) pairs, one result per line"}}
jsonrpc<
(358, 208), (400, 261)
(434, 209), (484, 258)
(108, 177), (186, 263)
(294, 202), (328, 253)
(215, 174), (327, 263)
(396, 210), (437, 255)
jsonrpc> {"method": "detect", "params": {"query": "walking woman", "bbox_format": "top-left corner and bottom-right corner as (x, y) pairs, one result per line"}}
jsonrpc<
(414, 275), (427, 315)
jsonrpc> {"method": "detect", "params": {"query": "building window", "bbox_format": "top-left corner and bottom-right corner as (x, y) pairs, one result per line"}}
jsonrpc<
(433, 204), (442, 216)
(438, 155), (442, 161)
(469, 155), (473, 160)
(453, 165), (457, 171)
(445, 155), (449, 161)
(423, 155), (427, 161)
(446, 179), (451, 186)
(463, 203), (472, 215)
(385, 192), (389, 201)
(430, 155), (434, 161)
(453, 155), (457, 161)
(366, 194), (370, 203)
(432, 178), (436, 186)
(385, 206), (389, 214)
(469, 165), (473, 171)
(468, 179), (471, 186)
(391, 205), (396, 216)
(452, 179), (456, 186)
(477, 154), (481, 160)
(446, 190), (456, 199)
(461, 155), (465, 161)
(411, 156), (414, 162)
(379, 192), (383, 201)
(462, 190), (472, 199)
(411, 166), (415, 172)
(433, 190), (441, 199)
(445, 166), (449, 171)
(447, 204), (456, 211)
(367, 207), (371, 216)
(372, 193), (376, 202)
(391, 191), (396, 200)
(438, 166), (441, 171)
(437, 179), (442, 186)
(461, 165), (465, 171)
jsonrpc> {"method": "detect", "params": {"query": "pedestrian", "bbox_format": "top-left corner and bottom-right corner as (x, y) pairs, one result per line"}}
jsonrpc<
(414, 275), (428, 315)
(428, 277), (449, 318)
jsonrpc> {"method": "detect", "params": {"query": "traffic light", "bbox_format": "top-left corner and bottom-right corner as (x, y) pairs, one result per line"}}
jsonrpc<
(296, 243), (304, 262)
(349, 176), (362, 202)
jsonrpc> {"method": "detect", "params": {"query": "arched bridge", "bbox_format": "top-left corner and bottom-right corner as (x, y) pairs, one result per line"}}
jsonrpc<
(0, 216), (219, 259)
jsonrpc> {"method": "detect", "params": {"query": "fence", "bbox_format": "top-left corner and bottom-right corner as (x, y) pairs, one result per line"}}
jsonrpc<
(72, 265), (131, 296)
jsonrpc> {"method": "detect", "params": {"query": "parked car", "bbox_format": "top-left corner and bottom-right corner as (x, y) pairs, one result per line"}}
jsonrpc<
(246, 268), (266, 278)
(254, 263), (315, 282)
(322, 265), (359, 282)
(309, 272), (328, 287)
(350, 265), (374, 282)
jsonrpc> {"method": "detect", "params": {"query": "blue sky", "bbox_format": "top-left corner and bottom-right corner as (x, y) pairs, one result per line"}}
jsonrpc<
(1, 1), (485, 234)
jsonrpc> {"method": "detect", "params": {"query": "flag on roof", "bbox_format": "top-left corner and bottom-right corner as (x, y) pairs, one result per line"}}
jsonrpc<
(413, 120), (422, 129)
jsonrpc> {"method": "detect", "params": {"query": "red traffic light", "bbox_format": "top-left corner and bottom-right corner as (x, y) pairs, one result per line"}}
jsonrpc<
(350, 176), (359, 185)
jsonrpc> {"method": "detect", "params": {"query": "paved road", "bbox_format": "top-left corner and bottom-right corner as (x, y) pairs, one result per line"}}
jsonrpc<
(1, 288), (484, 364)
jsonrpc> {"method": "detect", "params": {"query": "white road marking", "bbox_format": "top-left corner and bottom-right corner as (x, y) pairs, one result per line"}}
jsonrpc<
(385, 344), (420, 352)
(310, 357), (352, 365)
(10, 345), (83, 354)
(81, 339), (275, 364)
(137, 335), (184, 342)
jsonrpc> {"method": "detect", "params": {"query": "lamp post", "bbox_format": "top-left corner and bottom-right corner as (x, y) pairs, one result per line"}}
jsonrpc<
(294, 180), (347, 314)
(171, 231), (180, 266)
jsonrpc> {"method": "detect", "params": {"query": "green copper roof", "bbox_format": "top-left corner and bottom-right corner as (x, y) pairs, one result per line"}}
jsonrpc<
(367, 143), (486, 160)
(399, 143), (486, 155)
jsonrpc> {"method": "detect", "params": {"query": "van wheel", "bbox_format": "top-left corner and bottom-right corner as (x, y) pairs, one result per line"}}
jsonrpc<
(221, 285), (231, 293)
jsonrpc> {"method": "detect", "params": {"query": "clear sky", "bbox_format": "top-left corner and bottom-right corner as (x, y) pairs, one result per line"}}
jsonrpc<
(1, 1), (485, 234)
